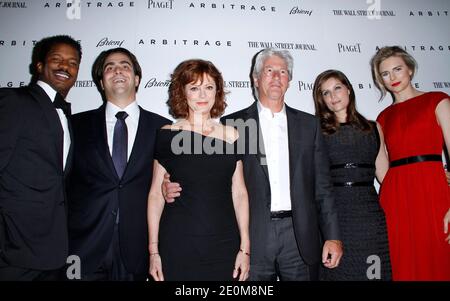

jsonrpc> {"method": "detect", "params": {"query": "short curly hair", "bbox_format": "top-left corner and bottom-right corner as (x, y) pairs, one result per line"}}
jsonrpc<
(167, 59), (227, 119)
(29, 35), (82, 83)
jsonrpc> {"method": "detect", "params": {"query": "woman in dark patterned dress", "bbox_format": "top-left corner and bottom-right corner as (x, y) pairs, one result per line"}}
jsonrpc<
(313, 70), (391, 280)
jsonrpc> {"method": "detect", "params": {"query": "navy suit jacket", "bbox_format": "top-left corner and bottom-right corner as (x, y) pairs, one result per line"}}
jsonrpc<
(67, 105), (170, 277)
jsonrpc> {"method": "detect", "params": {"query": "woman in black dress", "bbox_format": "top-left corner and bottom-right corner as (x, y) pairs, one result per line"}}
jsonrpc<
(312, 70), (391, 280)
(147, 59), (250, 281)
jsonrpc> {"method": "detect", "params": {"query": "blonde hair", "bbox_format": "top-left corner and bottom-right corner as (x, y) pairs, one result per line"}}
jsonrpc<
(370, 46), (417, 100)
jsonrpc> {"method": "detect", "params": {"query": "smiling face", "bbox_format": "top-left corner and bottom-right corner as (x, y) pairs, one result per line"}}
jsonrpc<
(185, 73), (217, 119)
(254, 55), (290, 107)
(100, 52), (139, 105)
(320, 77), (350, 119)
(36, 43), (80, 98)
(378, 55), (413, 95)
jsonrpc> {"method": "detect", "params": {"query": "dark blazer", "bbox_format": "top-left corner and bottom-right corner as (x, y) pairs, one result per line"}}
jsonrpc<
(0, 84), (71, 270)
(67, 105), (170, 277)
(222, 102), (340, 265)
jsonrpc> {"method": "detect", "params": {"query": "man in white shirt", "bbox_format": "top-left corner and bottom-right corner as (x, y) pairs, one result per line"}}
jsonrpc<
(0, 35), (82, 280)
(67, 48), (170, 281)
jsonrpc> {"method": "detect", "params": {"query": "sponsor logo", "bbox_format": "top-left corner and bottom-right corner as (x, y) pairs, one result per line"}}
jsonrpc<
(0, 39), (38, 47)
(187, 1), (276, 13)
(144, 78), (171, 88)
(148, 0), (174, 9)
(365, 82), (420, 90)
(96, 37), (125, 48)
(332, 9), (395, 17)
(137, 38), (232, 47)
(0, 37), (234, 48)
(298, 81), (313, 92)
(409, 10), (448, 17)
(74, 80), (96, 88)
(298, 80), (424, 92)
(289, 6), (312, 16)
(248, 41), (317, 51)
(144, 79), (252, 89)
(2, 80), (98, 89)
(433, 82), (450, 89)
(0, 1), (26, 8)
(43, 1), (135, 8)
(356, 82), (374, 90)
(337, 42), (362, 53)
(0, 80), (98, 89)
(0, 39), (82, 47)
(224, 81), (251, 89)
(0, 81), (27, 88)
(375, 45), (450, 52)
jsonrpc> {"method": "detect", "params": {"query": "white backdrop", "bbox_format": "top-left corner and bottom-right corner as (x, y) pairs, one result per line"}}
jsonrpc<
(0, 0), (449, 121)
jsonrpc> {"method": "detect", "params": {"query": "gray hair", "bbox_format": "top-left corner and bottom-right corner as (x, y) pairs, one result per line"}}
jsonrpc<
(252, 48), (294, 80)
(251, 48), (294, 98)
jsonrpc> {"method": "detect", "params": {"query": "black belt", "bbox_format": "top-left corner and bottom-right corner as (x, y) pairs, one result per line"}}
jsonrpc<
(333, 181), (373, 187)
(270, 210), (292, 219)
(330, 163), (375, 170)
(390, 154), (441, 168)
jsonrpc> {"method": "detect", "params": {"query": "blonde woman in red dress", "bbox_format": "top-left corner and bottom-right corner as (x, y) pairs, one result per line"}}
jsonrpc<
(371, 46), (450, 280)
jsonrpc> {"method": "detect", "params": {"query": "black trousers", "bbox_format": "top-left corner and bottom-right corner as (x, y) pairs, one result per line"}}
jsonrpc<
(0, 266), (62, 281)
(249, 217), (318, 281)
(81, 223), (138, 281)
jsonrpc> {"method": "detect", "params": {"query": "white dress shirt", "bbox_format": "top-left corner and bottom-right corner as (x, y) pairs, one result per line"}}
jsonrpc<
(258, 102), (292, 212)
(105, 101), (140, 160)
(37, 80), (70, 171)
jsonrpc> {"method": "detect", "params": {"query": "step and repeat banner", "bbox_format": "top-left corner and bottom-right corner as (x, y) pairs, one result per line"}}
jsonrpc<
(0, 0), (449, 120)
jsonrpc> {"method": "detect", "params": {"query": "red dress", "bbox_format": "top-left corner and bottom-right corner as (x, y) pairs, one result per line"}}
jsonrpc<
(377, 92), (450, 280)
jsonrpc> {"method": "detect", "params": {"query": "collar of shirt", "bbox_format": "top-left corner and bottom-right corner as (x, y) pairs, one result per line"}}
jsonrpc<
(105, 100), (140, 124)
(37, 81), (71, 171)
(256, 101), (291, 211)
(257, 101), (287, 122)
(37, 80), (57, 102)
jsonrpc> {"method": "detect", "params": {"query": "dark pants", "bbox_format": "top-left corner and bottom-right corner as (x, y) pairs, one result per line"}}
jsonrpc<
(249, 217), (318, 281)
(0, 266), (62, 281)
(81, 223), (138, 281)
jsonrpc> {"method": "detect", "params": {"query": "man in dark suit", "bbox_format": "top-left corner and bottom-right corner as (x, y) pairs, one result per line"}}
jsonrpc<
(164, 48), (343, 280)
(0, 35), (82, 280)
(67, 48), (170, 281)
